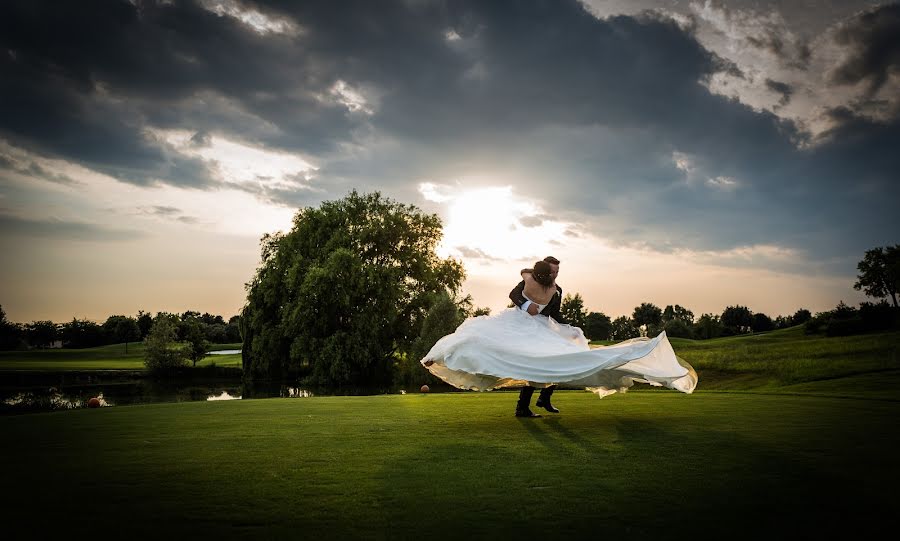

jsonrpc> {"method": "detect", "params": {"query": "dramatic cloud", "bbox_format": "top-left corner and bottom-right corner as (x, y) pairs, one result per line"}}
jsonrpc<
(0, 0), (895, 320)
(830, 3), (900, 96)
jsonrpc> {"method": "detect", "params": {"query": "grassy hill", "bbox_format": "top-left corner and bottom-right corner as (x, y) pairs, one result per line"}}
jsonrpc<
(667, 326), (900, 399)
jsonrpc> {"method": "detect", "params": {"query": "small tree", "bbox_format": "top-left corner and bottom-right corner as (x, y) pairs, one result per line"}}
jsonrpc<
(610, 316), (640, 341)
(400, 291), (466, 387)
(136, 310), (153, 339)
(117, 318), (141, 353)
(583, 311), (612, 341)
(854, 245), (899, 307)
(663, 304), (694, 324)
(560, 293), (588, 328)
(721, 305), (753, 334)
(632, 303), (663, 337)
(791, 309), (812, 325)
(0, 305), (23, 350)
(750, 313), (774, 332)
(25, 320), (58, 348)
(693, 313), (724, 339)
(185, 320), (210, 368)
(60, 318), (104, 348)
(663, 318), (693, 338)
(144, 315), (187, 374)
(225, 315), (242, 342)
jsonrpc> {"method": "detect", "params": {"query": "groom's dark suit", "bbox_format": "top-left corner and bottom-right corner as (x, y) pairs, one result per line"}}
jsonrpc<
(509, 280), (567, 415)
(509, 280), (568, 325)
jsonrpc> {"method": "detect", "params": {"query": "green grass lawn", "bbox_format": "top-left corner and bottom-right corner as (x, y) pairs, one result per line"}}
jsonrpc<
(2, 391), (898, 538)
(0, 342), (242, 370)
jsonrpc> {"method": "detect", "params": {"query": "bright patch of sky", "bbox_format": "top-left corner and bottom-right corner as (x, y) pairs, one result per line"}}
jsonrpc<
(420, 183), (570, 262)
(199, 0), (299, 35)
(153, 129), (316, 188)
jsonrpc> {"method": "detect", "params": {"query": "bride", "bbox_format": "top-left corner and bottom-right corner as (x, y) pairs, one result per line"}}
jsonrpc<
(420, 260), (698, 410)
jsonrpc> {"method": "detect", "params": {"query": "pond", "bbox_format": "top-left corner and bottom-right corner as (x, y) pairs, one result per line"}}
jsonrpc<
(0, 375), (444, 414)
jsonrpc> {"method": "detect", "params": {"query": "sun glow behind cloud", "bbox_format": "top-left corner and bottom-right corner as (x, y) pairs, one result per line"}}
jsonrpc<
(420, 183), (570, 263)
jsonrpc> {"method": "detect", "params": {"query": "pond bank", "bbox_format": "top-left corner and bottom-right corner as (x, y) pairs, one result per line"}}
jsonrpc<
(0, 368), (454, 414)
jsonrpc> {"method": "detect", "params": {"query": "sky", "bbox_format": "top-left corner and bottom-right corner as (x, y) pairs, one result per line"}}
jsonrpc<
(1, 0), (898, 323)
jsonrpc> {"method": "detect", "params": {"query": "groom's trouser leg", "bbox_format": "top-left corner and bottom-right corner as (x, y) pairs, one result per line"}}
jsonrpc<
(538, 385), (556, 402)
(517, 386), (535, 412)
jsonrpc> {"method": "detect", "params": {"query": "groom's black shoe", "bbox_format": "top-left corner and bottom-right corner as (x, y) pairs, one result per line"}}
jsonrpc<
(535, 398), (560, 414)
(515, 408), (541, 418)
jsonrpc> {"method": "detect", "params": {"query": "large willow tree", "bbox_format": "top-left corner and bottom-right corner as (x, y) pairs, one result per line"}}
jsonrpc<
(241, 191), (465, 385)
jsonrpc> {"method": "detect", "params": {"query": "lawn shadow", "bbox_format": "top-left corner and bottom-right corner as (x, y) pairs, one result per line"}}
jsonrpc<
(610, 416), (891, 538)
(377, 410), (897, 539)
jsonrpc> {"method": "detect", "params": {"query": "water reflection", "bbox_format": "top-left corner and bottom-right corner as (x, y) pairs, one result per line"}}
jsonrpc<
(0, 378), (446, 414)
(0, 381), (245, 414)
(207, 390), (241, 401)
(2, 390), (110, 411)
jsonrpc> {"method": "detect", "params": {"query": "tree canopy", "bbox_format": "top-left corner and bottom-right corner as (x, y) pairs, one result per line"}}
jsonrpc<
(241, 191), (465, 385)
(854, 245), (899, 307)
(632, 302), (662, 336)
(560, 293), (588, 329)
(143, 314), (187, 374)
(721, 305), (753, 333)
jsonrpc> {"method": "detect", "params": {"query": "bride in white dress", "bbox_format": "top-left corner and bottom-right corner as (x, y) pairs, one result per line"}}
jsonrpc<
(420, 264), (698, 398)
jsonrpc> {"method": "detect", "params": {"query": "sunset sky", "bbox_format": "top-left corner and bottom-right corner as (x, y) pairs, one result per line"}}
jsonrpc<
(1, 0), (897, 323)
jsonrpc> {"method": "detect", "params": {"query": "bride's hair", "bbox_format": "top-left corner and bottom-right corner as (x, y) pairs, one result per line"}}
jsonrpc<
(532, 261), (553, 287)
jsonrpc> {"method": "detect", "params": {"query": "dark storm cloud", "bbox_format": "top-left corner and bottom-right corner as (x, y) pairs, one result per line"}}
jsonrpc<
(745, 33), (810, 70)
(830, 3), (900, 96)
(0, 155), (79, 185)
(765, 79), (794, 107)
(0, 0), (895, 269)
(0, 0), (348, 186)
(0, 0), (722, 173)
(190, 131), (212, 148)
(0, 214), (147, 242)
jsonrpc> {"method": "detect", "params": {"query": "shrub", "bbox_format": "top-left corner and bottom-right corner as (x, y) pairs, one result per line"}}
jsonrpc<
(396, 291), (465, 388)
(663, 318), (693, 339)
(806, 300), (898, 336)
(859, 301), (899, 331)
(144, 316), (187, 374)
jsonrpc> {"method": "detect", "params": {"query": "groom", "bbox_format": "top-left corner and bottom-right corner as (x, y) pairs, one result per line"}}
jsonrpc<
(509, 256), (568, 418)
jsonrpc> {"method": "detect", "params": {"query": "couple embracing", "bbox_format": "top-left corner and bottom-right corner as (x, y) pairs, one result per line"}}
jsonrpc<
(421, 257), (697, 415)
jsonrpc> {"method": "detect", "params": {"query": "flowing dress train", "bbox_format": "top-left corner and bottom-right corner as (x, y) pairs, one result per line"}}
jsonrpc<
(420, 308), (697, 397)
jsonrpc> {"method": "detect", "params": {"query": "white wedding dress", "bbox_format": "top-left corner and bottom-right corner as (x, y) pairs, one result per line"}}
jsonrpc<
(420, 308), (697, 397)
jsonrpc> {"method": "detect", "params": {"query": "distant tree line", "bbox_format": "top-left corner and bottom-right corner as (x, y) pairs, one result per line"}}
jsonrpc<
(559, 244), (899, 341)
(0, 307), (241, 351)
(557, 293), (817, 341)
